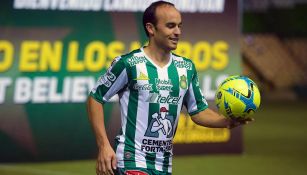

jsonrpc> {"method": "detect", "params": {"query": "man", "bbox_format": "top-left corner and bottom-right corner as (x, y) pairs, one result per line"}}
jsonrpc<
(149, 107), (173, 138)
(87, 1), (252, 175)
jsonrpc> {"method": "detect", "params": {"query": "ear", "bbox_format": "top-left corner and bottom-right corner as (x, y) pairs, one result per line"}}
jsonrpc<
(145, 23), (155, 36)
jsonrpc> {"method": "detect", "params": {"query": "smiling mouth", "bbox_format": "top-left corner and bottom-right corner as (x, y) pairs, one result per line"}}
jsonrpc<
(169, 38), (179, 43)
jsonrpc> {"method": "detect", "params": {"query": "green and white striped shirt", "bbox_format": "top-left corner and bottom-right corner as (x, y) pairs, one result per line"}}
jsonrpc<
(90, 48), (208, 173)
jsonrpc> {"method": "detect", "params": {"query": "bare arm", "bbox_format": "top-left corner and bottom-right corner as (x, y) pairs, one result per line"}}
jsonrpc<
(191, 108), (253, 129)
(87, 96), (116, 175)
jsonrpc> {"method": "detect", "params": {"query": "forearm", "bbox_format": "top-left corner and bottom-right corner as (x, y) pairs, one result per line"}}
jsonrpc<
(87, 96), (111, 147)
(191, 108), (230, 128)
(87, 96), (117, 174)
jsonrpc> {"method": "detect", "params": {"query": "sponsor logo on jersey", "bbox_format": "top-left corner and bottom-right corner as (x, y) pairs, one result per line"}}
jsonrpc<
(127, 56), (147, 67)
(99, 71), (116, 87)
(124, 152), (132, 159)
(134, 72), (149, 80)
(155, 78), (173, 92)
(143, 107), (174, 153)
(141, 139), (173, 153)
(195, 74), (200, 87)
(146, 93), (181, 105)
(133, 84), (153, 91)
(179, 75), (187, 89)
(144, 107), (175, 139)
(174, 60), (192, 70)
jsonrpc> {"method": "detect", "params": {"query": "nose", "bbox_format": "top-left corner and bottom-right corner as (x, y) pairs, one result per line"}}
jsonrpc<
(174, 26), (181, 35)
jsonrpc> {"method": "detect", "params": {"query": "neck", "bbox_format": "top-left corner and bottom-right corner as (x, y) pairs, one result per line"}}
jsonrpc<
(144, 42), (171, 67)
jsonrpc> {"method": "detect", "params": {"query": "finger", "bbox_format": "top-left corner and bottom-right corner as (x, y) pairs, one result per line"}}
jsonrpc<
(112, 155), (117, 170)
(228, 121), (238, 129)
(107, 161), (114, 175)
(108, 169), (114, 175)
(101, 160), (107, 174)
(96, 161), (102, 175)
(229, 116), (236, 121)
(236, 117), (245, 122)
(105, 158), (113, 175)
(243, 117), (254, 124)
(248, 117), (255, 122)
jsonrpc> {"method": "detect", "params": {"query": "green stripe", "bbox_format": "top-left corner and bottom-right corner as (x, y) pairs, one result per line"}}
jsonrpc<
(164, 61), (180, 172)
(123, 65), (138, 168)
(145, 152), (156, 170)
(167, 61), (180, 119)
(191, 65), (205, 110)
(167, 62), (179, 133)
(145, 62), (159, 169)
(163, 152), (171, 172)
(187, 61), (193, 90)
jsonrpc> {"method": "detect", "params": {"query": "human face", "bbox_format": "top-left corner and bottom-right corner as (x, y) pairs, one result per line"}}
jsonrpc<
(161, 112), (167, 119)
(152, 5), (182, 51)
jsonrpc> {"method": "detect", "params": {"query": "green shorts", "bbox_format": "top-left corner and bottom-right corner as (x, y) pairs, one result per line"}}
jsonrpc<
(115, 167), (171, 175)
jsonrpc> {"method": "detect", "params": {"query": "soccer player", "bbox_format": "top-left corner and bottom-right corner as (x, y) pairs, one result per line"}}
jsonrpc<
(87, 1), (252, 175)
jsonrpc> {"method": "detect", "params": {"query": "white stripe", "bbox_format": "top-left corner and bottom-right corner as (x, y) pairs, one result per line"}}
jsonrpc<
(186, 82), (198, 113)
(169, 56), (188, 173)
(116, 90), (130, 168)
(168, 157), (172, 173)
(154, 67), (170, 172)
(102, 69), (128, 102)
(174, 58), (188, 136)
(134, 62), (149, 168)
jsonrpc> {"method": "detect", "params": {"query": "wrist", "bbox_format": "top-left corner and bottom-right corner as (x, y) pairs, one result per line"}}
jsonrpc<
(225, 118), (235, 128)
(97, 138), (111, 148)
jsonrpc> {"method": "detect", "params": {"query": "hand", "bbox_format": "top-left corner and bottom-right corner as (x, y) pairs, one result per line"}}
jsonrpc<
(227, 117), (254, 129)
(152, 113), (158, 118)
(96, 144), (117, 175)
(159, 123), (164, 129)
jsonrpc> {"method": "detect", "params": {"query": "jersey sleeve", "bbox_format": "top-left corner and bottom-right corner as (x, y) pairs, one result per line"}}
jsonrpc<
(183, 63), (208, 116)
(89, 57), (128, 104)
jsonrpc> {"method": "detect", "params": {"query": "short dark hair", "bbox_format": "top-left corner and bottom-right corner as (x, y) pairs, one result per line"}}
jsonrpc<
(143, 1), (175, 37)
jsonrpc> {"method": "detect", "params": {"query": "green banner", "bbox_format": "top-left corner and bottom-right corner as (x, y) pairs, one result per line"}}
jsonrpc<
(0, 0), (241, 162)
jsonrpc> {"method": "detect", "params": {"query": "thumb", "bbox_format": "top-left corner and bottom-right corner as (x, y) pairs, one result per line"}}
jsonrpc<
(112, 155), (117, 170)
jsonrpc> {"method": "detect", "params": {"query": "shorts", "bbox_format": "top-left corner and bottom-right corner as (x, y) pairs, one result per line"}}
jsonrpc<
(115, 167), (171, 175)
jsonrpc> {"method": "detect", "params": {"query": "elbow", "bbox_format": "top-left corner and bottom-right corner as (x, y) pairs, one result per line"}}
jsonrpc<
(190, 114), (205, 126)
(190, 111), (218, 128)
(86, 96), (92, 120)
(86, 96), (104, 117)
(86, 96), (98, 120)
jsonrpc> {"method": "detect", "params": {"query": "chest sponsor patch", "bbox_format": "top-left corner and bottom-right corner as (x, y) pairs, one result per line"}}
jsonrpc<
(146, 93), (181, 105)
(127, 56), (147, 67)
(155, 78), (173, 92)
(133, 83), (153, 91)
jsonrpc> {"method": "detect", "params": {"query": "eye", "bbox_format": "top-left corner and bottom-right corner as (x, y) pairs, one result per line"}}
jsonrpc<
(166, 23), (176, 29)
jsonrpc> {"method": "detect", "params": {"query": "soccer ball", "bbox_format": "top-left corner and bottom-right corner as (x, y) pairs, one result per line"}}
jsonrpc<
(215, 75), (261, 118)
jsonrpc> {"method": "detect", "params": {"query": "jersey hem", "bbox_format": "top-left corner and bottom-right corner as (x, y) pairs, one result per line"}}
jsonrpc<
(189, 105), (208, 116)
(117, 165), (172, 174)
(89, 92), (106, 104)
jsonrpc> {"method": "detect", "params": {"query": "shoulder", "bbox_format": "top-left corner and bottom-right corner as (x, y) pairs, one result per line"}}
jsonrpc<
(115, 49), (145, 66)
(111, 49), (142, 67)
(119, 49), (142, 61)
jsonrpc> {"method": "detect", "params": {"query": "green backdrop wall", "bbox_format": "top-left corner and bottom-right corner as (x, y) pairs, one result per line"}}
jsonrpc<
(0, 0), (241, 162)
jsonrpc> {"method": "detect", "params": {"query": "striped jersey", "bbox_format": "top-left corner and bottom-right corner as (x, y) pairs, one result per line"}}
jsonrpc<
(90, 48), (208, 173)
